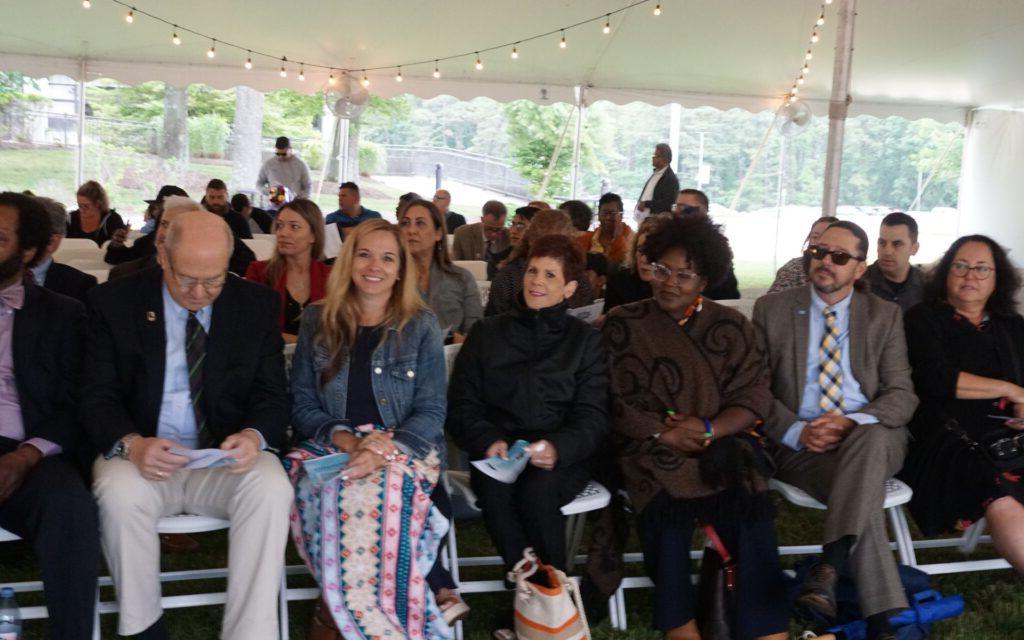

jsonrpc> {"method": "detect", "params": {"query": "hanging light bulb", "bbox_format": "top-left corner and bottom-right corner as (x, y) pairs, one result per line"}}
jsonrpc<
(805, 50), (813, 61)
(816, 14), (825, 26)
(811, 32), (819, 44)
(171, 30), (181, 46)
(82, 0), (91, 8)
(797, 76), (805, 85)
(511, 45), (519, 59)
(395, 67), (403, 82)
(328, 70), (337, 85)
(244, 54), (253, 70)
(361, 71), (370, 88)
(825, 0), (833, 4)
(560, 30), (567, 49)
(791, 85), (799, 95)
(433, 61), (440, 79)
(803, 64), (810, 74)
(207, 40), (216, 59)
(603, 15), (611, 34)
(125, 8), (135, 23)
(475, 53), (483, 70)
(653, 3), (662, 16)
(279, 57), (288, 78)
(298, 65), (305, 81)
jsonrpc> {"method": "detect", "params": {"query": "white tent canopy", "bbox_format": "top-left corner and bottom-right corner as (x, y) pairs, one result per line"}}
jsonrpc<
(5, 0), (1024, 121)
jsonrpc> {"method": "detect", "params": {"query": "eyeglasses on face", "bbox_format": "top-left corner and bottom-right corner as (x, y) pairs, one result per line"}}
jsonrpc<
(649, 262), (700, 285)
(168, 262), (227, 292)
(950, 262), (994, 279)
(805, 244), (865, 266)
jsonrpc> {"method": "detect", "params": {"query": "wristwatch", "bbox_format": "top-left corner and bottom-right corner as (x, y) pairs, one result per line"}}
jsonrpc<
(106, 434), (141, 460)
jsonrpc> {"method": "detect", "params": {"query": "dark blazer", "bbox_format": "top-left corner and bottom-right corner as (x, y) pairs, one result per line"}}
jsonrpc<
(14, 284), (87, 451)
(445, 211), (467, 234)
(751, 286), (918, 443)
(81, 266), (289, 453)
(641, 167), (680, 215)
(104, 231), (155, 265)
(42, 261), (97, 304)
(250, 208), (274, 234)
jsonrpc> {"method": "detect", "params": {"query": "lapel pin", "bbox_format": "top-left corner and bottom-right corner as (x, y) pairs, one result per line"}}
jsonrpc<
(146, 311), (157, 322)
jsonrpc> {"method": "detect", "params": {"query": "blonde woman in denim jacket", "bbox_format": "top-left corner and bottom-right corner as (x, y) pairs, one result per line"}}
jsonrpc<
(287, 219), (455, 639)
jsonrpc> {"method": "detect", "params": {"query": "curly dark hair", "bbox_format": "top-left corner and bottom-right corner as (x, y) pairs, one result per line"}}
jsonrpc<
(640, 215), (733, 288)
(0, 192), (52, 269)
(528, 233), (585, 285)
(925, 235), (1020, 318)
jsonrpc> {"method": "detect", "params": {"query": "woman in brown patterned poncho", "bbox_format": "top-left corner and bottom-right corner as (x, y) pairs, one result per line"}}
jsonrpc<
(603, 215), (788, 640)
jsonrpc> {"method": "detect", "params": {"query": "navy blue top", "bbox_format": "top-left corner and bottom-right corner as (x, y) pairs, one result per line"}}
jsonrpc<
(345, 325), (385, 428)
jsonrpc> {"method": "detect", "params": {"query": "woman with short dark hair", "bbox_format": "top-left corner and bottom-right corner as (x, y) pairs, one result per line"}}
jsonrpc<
(900, 234), (1024, 571)
(603, 215), (788, 639)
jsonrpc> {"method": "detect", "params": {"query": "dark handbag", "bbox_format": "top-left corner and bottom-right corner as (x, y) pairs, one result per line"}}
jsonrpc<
(943, 418), (1024, 471)
(694, 524), (737, 640)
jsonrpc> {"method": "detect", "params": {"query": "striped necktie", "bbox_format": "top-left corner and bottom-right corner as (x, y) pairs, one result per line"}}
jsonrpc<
(818, 307), (845, 414)
(186, 312), (211, 446)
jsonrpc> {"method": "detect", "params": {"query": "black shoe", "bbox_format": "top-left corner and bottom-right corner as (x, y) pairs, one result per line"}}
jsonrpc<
(135, 615), (170, 640)
(795, 562), (838, 622)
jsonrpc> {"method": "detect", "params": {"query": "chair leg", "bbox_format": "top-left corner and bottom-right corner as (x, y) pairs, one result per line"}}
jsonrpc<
(564, 514), (586, 573)
(615, 587), (627, 630)
(93, 585), (101, 640)
(960, 517), (987, 554)
(447, 518), (465, 640)
(279, 568), (289, 640)
(888, 505), (917, 566)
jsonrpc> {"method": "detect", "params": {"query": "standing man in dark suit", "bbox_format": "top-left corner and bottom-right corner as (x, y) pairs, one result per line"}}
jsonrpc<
(634, 143), (679, 222)
(82, 210), (292, 640)
(752, 221), (917, 640)
(0, 192), (100, 640)
(29, 196), (97, 303)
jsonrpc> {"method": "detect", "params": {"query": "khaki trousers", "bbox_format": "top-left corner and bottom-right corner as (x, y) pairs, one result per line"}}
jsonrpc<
(93, 451), (293, 639)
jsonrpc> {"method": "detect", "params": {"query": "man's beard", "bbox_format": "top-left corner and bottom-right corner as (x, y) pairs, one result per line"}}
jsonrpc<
(0, 252), (23, 285)
(811, 265), (847, 294)
(207, 202), (229, 215)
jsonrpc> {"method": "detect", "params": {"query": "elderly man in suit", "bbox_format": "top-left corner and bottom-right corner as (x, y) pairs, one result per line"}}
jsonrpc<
(752, 221), (917, 640)
(451, 199), (509, 263)
(634, 143), (679, 223)
(0, 192), (100, 639)
(82, 209), (292, 640)
(28, 196), (97, 303)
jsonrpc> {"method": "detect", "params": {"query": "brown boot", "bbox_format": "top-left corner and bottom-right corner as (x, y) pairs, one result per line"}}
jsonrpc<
(309, 597), (342, 640)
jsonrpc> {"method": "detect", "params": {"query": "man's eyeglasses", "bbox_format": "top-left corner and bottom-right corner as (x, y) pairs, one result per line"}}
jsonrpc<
(649, 262), (700, 285)
(950, 262), (994, 279)
(168, 262), (228, 293)
(805, 244), (865, 266)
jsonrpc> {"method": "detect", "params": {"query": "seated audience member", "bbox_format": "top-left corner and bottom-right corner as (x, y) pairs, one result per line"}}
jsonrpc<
(603, 214), (669, 312)
(109, 196), (255, 281)
(528, 200), (551, 210)
(768, 216), (838, 294)
(231, 192), (273, 235)
(30, 196), (97, 303)
(66, 179), (126, 246)
(323, 181), (382, 240)
(203, 178), (252, 240)
(586, 252), (609, 300)
(753, 221), (916, 640)
(287, 219), (456, 635)
(452, 200), (509, 262)
(559, 199), (594, 236)
(900, 235), (1024, 570)
(396, 192), (424, 217)
(245, 198), (330, 342)
(487, 205), (537, 280)
(604, 215), (788, 639)
(672, 188), (710, 216)
(106, 185), (188, 265)
(434, 189), (467, 233)
(399, 199), (482, 343)
(576, 193), (633, 265)
(485, 209), (595, 316)
(0, 192), (100, 640)
(82, 209), (292, 640)
(865, 212), (925, 312)
(447, 235), (607, 594)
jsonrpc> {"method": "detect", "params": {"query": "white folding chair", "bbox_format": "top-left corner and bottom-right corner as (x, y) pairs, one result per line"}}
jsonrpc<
(452, 260), (488, 281)
(475, 280), (490, 306)
(443, 343), (462, 382)
(242, 236), (276, 261)
(53, 238), (104, 264)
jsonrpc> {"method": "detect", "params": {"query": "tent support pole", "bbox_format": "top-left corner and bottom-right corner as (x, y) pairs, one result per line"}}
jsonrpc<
(569, 86), (586, 199)
(821, 0), (858, 216)
(76, 57), (87, 188)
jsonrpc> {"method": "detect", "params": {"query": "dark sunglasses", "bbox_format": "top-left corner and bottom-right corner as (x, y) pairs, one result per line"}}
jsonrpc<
(805, 244), (865, 266)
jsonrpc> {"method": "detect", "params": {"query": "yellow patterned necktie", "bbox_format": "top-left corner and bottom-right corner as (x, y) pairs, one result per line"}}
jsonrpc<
(818, 307), (845, 414)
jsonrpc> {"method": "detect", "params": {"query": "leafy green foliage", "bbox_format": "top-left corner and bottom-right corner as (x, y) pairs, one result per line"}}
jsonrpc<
(188, 114), (231, 158)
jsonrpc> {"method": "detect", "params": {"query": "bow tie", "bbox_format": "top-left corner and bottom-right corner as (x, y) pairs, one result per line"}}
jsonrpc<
(0, 283), (25, 311)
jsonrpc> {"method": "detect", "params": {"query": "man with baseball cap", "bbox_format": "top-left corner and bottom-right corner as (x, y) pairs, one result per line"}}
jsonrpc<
(257, 136), (312, 199)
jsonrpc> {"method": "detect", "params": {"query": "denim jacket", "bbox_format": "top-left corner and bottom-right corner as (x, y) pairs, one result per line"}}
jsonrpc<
(290, 304), (447, 462)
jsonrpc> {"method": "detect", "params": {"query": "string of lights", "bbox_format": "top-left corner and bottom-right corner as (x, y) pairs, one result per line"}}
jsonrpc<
(79, 0), (666, 86)
(786, 0), (834, 104)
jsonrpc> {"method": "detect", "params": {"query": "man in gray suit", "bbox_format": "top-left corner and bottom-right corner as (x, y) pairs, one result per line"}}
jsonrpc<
(451, 200), (509, 263)
(753, 221), (917, 640)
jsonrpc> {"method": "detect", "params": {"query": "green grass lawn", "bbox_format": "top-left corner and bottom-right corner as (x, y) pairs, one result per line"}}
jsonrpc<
(2, 495), (1020, 639)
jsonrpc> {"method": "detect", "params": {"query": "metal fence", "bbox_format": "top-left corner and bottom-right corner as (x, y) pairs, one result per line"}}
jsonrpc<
(382, 145), (532, 199)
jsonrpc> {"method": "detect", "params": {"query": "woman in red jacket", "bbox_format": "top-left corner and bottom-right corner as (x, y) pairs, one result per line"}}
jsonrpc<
(245, 198), (330, 342)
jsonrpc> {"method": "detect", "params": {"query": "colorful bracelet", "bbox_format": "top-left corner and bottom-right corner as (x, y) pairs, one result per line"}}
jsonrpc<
(702, 417), (714, 447)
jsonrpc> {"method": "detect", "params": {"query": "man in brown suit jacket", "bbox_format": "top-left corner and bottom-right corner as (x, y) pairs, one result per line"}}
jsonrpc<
(451, 200), (509, 263)
(753, 221), (917, 640)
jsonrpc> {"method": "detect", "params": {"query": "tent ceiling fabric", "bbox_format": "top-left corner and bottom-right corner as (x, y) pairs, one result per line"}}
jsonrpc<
(5, 0), (1023, 121)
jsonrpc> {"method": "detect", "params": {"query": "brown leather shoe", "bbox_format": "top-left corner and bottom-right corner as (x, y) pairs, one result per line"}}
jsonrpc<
(309, 598), (341, 640)
(796, 562), (838, 621)
(159, 533), (200, 553)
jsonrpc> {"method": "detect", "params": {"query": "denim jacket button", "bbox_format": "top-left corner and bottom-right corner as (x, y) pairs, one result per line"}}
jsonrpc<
(379, 398), (387, 405)
(406, 370), (415, 378)
(374, 367), (383, 374)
